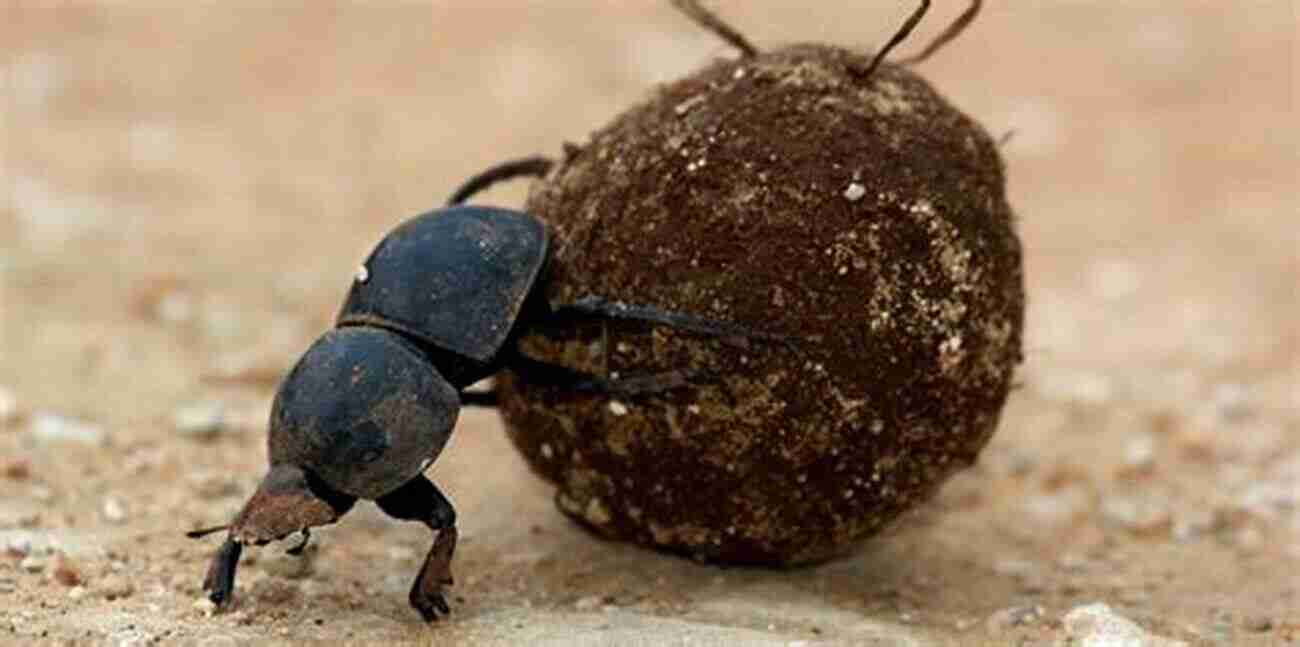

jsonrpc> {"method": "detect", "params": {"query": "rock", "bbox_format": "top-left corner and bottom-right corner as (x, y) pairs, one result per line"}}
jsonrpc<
(108, 628), (149, 647)
(172, 401), (227, 440)
(193, 597), (218, 616)
(985, 605), (1042, 634)
(102, 497), (128, 524)
(1062, 602), (1186, 647)
(2, 459), (31, 480)
(0, 386), (17, 424)
(1242, 615), (1273, 633)
(842, 182), (866, 201)
(5, 535), (33, 557)
(1101, 494), (1171, 535)
(20, 555), (46, 573)
(1121, 432), (1156, 473)
(98, 574), (134, 600)
(28, 412), (105, 445)
(1022, 485), (1089, 528)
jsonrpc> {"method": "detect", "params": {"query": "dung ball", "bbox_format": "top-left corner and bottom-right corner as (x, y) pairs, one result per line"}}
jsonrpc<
(498, 43), (1024, 565)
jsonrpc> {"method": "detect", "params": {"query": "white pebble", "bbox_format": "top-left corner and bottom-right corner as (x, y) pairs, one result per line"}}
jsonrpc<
(1062, 602), (1186, 646)
(155, 290), (194, 323)
(5, 536), (33, 557)
(607, 401), (629, 416)
(0, 386), (17, 424)
(102, 498), (127, 524)
(1122, 433), (1156, 470)
(172, 401), (226, 439)
(843, 182), (867, 202)
(28, 412), (105, 445)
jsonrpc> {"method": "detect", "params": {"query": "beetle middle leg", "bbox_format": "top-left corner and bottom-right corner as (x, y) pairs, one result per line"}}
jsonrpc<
(543, 295), (793, 346)
(374, 474), (458, 622)
(507, 353), (700, 397)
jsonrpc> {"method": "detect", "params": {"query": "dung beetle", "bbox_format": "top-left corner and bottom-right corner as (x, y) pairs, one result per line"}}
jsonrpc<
(186, 156), (782, 621)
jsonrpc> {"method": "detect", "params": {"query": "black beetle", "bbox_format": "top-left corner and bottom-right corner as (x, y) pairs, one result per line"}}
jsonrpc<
(186, 156), (781, 621)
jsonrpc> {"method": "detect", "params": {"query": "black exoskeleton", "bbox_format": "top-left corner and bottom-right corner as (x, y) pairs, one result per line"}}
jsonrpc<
(186, 155), (781, 621)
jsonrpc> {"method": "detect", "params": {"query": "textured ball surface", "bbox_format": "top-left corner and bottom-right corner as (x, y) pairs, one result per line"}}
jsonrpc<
(498, 44), (1024, 565)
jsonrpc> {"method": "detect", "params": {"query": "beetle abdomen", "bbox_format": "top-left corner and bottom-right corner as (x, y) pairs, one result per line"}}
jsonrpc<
(338, 206), (548, 364)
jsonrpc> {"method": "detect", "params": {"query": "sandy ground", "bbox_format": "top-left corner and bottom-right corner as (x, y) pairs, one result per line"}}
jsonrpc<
(1, 2), (1296, 645)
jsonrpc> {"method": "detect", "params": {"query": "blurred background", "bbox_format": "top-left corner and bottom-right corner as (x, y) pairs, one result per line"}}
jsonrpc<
(1, 2), (1295, 644)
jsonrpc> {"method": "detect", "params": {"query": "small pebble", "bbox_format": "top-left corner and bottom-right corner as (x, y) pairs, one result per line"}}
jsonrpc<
(986, 604), (1043, 634)
(0, 578), (15, 594)
(193, 597), (217, 616)
(2, 459), (31, 480)
(1243, 615), (1273, 633)
(1101, 494), (1171, 535)
(607, 401), (629, 416)
(98, 574), (134, 600)
(1170, 508), (1217, 542)
(20, 555), (46, 573)
(172, 401), (227, 439)
(843, 182), (866, 201)
(102, 497), (128, 524)
(0, 386), (17, 424)
(67, 585), (87, 600)
(1122, 432), (1156, 472)
(6, 536), (33, 557)
(574, 594), (602, 611)
(28, 412), (105, 445)
(155, 289), (195, 323)
(1210, 383), (1251, 422)
(992, 557), (1036, 577)
(1062, 602), (1186, 647)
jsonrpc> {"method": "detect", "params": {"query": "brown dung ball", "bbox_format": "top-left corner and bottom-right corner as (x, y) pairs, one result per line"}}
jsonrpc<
(497, 43), (1024, 565)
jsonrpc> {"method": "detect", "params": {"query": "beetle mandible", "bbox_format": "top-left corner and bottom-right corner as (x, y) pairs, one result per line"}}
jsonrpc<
(185, 156), (782, 621)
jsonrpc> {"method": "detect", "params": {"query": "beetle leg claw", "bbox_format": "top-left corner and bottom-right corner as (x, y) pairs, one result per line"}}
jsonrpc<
(285, 528), (311, 556)
(409, 525), (458, 622)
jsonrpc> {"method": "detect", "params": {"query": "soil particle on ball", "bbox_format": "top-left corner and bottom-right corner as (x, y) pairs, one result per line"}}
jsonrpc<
(498, 41), (1024, 565)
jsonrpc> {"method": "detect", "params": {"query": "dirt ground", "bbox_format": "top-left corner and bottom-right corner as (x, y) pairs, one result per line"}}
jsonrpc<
(1, 3), (1295, 646)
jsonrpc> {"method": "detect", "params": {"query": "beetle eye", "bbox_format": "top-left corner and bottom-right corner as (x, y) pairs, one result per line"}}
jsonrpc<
(360, 449), (382, 463)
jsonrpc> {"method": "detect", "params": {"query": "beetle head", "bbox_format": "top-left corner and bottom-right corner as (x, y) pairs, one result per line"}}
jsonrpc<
(267, 327), (460, 500)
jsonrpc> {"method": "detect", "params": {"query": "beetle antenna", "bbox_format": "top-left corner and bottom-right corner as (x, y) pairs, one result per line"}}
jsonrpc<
(898, 0), (982, 66)
(861, 0), (930, 80)
(185, 524), (230, 539)
(446, 155), (555, 207)
(670, 0), (758, 59)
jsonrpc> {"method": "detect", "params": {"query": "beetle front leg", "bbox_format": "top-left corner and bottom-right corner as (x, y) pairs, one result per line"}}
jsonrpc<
(375, 474), (458, 622)
(201, 537), (243, 609)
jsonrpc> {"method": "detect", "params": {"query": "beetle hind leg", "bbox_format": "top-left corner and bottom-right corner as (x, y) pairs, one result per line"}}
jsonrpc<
(375, 474), (459, 622)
